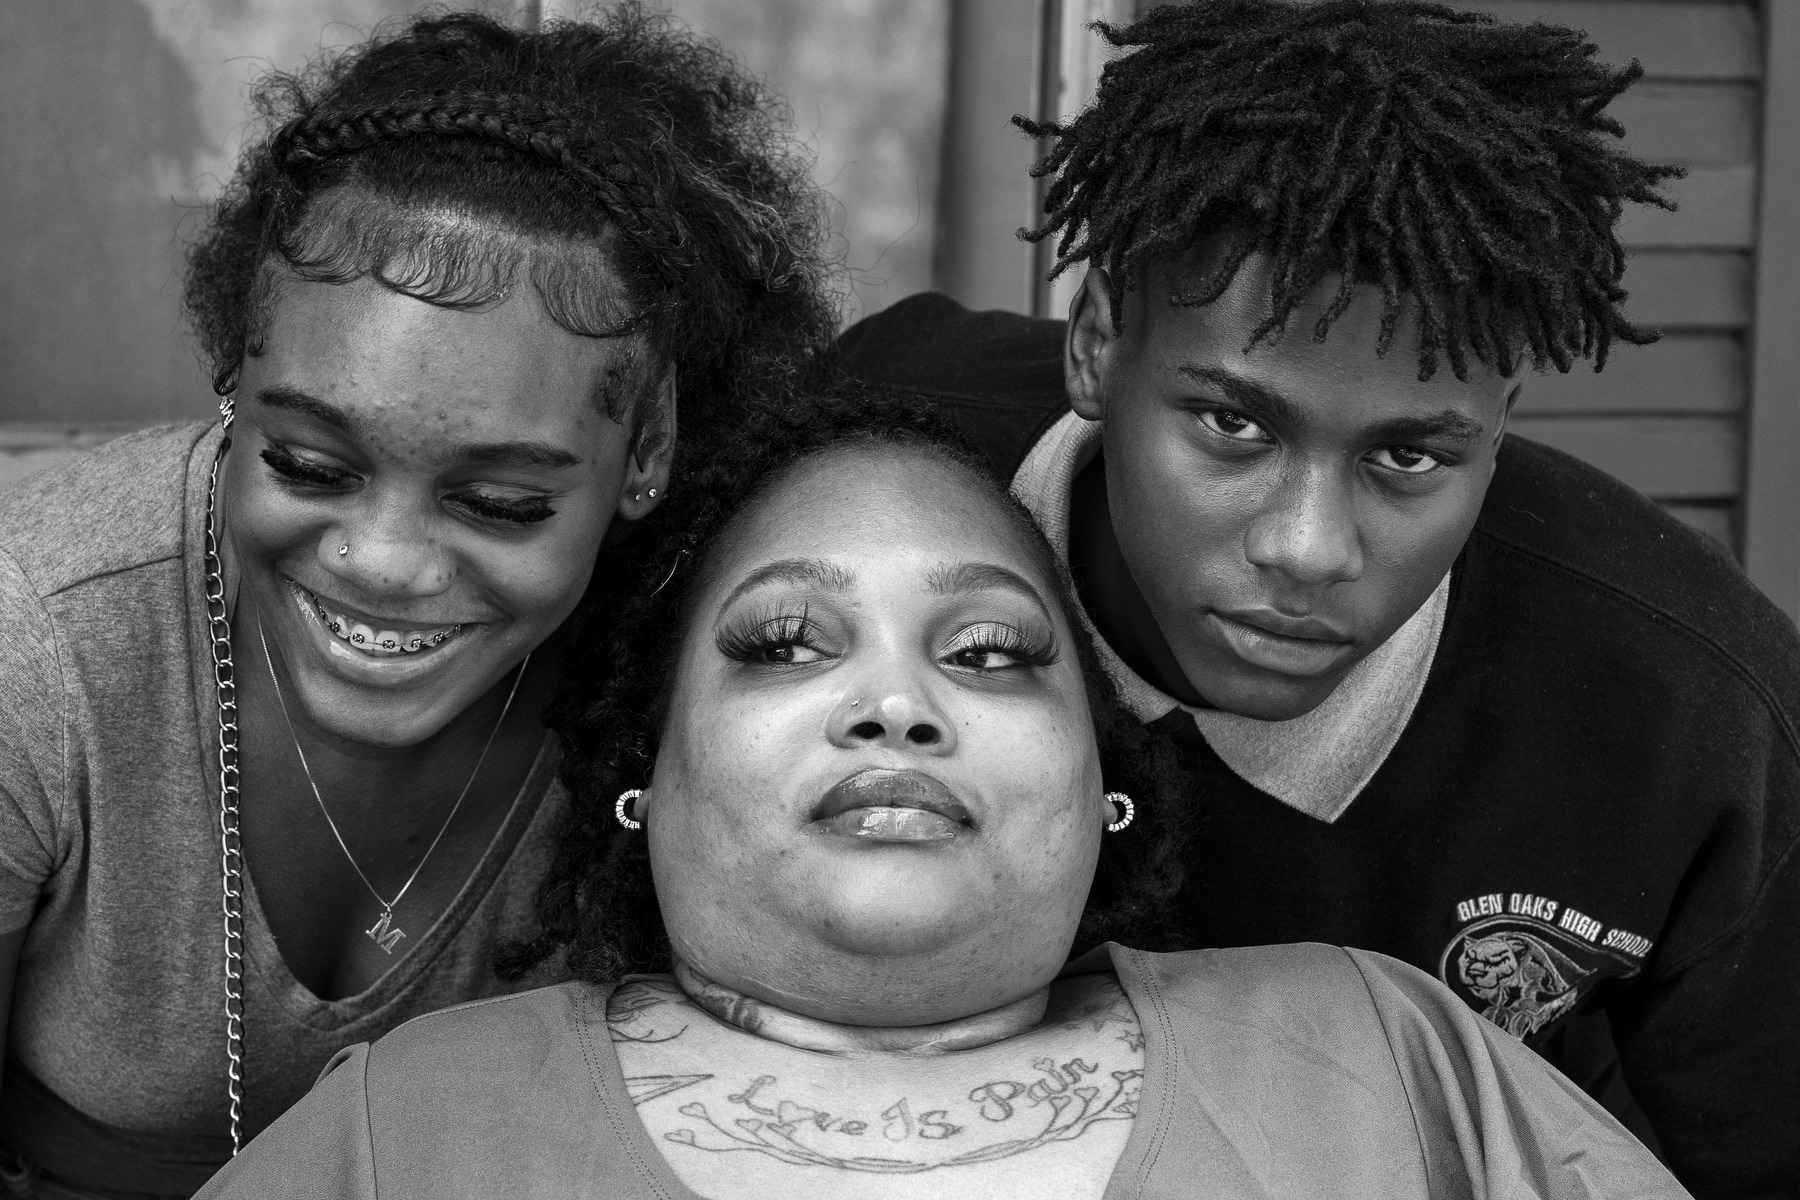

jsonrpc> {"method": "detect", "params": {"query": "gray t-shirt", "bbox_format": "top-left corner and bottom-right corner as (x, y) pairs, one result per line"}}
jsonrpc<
(0, 423), (569, 1198)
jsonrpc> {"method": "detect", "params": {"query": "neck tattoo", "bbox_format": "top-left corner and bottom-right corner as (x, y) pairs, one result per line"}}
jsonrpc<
(671, 960), (1051, 1056)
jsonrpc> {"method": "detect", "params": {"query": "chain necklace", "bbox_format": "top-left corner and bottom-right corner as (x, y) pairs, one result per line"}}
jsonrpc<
(202, 432), (245, 1154)
(256, 625), (528, 956)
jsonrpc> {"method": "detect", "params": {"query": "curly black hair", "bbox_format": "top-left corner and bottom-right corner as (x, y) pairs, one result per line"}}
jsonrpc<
(502, 383), (1194, 983)
(184, 5), (837, 425)
(1017, 0), (1682, 380)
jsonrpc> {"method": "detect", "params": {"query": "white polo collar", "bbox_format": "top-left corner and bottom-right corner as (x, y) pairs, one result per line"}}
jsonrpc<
(1011, 410), (1450, 824)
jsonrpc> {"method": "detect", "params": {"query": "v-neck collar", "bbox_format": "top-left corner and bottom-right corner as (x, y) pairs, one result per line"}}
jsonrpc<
(1009, 411), (1449, 824)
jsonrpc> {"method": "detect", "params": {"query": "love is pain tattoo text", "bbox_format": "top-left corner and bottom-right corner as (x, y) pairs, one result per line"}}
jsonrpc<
(609, 979), (1143, 1174)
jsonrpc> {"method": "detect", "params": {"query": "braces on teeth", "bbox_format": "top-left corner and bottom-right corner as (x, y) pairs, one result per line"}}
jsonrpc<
(296, 585), (461, 655)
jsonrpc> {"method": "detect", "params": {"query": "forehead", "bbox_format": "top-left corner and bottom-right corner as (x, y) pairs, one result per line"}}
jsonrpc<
(705, 446), (1057, 599)
(1128, 249), (1516, 417)
(250, 275), (636, 443)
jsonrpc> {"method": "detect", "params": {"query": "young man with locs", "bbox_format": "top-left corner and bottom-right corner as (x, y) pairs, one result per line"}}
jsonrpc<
(835, 2), (1799, 1196)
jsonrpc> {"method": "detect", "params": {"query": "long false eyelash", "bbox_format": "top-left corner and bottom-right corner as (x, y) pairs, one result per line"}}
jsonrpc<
(453, 491), (557, 525)
(715, 608), (815, 662)
(261, 442), (352, 488)
(949, 621), (1059, 668)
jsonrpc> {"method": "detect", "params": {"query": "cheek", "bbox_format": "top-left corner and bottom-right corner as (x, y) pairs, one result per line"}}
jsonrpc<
(1105, 410), (1249, 594)
(474, 500), (613, 625)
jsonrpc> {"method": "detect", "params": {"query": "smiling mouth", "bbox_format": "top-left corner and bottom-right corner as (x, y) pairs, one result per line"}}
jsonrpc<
(286, 580), (465, 658)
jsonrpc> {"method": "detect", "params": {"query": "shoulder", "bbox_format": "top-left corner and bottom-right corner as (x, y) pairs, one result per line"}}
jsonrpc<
(0, 422), (213, 600)
(1466, 435), (1799, 746)
(368, 980), (600, 1080)
(833, 293), (1070, 478)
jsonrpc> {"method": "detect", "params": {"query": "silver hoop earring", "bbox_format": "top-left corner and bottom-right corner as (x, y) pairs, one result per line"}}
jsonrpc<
(615, 788), (644, 831)
(337, 544), (349, 557)
(1105, 792), (1135, 833)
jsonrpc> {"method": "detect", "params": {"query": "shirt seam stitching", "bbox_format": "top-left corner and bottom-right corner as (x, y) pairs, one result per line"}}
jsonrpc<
(1343, 948), (1436, 1193)
(1470, 526), (1800, 759)
(0, 544), (72, 869)
(1652, 821), (1800, 977)
(1117, 946), (1175, 1194)
(573, 984), (676, 1200)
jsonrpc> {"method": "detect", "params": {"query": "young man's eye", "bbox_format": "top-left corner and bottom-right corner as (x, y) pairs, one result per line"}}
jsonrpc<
(261, 443), (356, 488)
(1367, 445), (1442, 475)
(1199, 409), (1270, 442)
(448, 490), (557, 526)
(941, 622), (1056, 672)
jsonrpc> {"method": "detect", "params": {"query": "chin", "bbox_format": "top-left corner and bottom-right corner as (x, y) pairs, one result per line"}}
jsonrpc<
(1193, 666), (1351, 721)
(810, 888), (974, 960)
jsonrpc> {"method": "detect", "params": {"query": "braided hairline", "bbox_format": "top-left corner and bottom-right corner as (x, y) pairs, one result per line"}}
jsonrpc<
(1017, 0), (1681, 381)
(270, 93), (693, 280)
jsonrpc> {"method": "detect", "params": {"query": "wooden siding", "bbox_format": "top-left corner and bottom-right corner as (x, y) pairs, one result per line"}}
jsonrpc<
(1433, 0), (1765, 566)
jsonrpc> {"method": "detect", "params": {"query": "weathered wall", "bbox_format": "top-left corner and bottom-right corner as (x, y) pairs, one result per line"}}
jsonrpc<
(0, 0), (947, 452)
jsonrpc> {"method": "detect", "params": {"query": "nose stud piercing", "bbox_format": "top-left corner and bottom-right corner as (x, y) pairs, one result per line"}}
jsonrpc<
(1105, 792), (1135, 833)
(615, 788), (645, 831)
(337, 544), (349, 557)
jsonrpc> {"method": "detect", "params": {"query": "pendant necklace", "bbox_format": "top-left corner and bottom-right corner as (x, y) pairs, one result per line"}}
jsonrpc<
(256, 623), (528, 956)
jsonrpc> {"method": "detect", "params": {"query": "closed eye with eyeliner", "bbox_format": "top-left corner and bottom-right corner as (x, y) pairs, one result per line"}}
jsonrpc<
(259, 439), (559, 527)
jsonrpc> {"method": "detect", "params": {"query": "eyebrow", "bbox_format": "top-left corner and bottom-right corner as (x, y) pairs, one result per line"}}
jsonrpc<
(927, 561), (1053, 614)
(1177, 365), (1485, 446)
(256, 385), (353, 432)
(255, 385), (582, 469)
(720, 558), (854, 609)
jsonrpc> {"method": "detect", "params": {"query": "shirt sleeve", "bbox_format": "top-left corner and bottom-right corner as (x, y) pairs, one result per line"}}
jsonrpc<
(0, 549), (67, 935)
(1609, 840), (1800, 1200)
(192, 1045), (378, 1199)
(1345, 948), (1693, 1200)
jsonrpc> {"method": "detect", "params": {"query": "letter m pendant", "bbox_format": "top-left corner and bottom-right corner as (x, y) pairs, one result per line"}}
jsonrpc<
(365, 908), (406, 955)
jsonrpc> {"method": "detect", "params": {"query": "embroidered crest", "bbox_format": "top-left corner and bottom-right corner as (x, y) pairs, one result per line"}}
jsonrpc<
(1438, 893), (1653, 1042)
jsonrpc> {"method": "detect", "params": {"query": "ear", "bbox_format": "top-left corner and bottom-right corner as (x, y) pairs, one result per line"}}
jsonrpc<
(1066, 268), (1123, 422)
(615, 367), (679, 522)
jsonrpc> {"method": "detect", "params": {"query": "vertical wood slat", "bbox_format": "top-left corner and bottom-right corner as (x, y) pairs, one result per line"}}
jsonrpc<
(1745, 0), (1800, 620)
(933, 0), (1042, 314)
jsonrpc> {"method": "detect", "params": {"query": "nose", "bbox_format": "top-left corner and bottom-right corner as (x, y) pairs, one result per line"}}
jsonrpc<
(326, 496), (456, 597)
(828, 675), (958, 756)
(1242, 461), (1364, 587)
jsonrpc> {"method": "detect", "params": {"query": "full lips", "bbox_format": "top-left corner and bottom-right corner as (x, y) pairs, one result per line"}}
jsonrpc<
(1208, 611), (1356, 678)
(809, 768), (973, 843)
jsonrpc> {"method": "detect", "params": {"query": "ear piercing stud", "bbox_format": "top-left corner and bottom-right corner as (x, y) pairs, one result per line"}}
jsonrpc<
(337, 544), (349, 557)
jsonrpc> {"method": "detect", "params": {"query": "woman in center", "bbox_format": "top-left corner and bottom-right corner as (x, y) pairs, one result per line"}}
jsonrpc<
(199, 393), (1684, 1199)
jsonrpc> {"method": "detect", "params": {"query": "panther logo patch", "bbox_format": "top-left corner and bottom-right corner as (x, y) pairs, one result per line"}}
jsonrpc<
(1453, 928), (1585, 1038)
(1438, 894), (1652, 1042)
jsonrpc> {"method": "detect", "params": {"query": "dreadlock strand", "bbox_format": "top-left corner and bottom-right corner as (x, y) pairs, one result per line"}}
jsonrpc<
(1022, 0), (1674, 378)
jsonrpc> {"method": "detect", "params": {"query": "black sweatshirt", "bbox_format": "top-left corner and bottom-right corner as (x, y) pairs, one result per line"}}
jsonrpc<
(836, 293), (1800, 1200)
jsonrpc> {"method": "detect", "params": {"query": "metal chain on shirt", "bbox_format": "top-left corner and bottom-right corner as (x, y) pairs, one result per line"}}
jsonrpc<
(202, 425), (245, 1155)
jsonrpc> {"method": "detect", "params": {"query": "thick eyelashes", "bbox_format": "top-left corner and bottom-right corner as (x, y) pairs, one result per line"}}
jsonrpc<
(941, 620), (1056, 671)
(258, 440), (557, 526)
(261, 442), (351, 488)
(717, 611), (829, 666)
(714, 608), (1056, 674)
